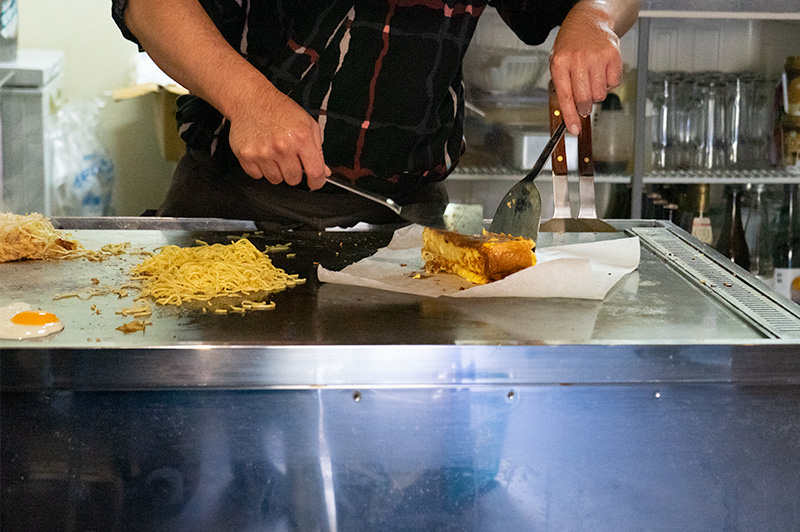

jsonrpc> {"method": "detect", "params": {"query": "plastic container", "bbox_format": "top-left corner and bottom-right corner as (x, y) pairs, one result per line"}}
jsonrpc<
(0, 0), (18, 62)
(592, 93), (633, 174)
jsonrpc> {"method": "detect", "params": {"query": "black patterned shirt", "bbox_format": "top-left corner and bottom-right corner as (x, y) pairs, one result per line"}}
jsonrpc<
(112, 0), (573, 196)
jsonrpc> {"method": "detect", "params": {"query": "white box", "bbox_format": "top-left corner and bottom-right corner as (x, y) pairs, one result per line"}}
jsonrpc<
(511, 131), (578, 171)
(0, 49), (64, 215)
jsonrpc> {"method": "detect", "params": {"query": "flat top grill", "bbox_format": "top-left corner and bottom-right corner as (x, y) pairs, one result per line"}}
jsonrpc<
(3, 218), (800, 390)
(3, 218), (798, 349)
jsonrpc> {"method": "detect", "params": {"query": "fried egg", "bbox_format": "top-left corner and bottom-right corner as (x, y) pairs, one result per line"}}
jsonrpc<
(0, 302), (64, 340)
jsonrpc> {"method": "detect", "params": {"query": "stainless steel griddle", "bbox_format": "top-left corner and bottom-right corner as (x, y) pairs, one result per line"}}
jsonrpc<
(2, 218), (798, 351)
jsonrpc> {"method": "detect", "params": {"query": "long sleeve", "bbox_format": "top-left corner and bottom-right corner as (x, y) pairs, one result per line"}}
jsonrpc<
(490, 0), (578, 45)
(111, 0), (143, 48)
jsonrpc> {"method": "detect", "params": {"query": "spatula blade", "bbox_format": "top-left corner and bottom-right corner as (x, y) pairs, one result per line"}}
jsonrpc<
(397, 203), (446, 229)
(488, 181), (541, 241)
(488, 119), (565, 240)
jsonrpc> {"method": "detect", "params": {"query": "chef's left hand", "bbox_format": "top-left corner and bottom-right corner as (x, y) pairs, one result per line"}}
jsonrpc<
(549, 0), (640, 135)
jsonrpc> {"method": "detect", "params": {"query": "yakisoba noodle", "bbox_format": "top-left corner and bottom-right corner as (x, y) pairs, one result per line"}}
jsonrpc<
(131, 238), (304, 306)
(0, 212), (105, 262)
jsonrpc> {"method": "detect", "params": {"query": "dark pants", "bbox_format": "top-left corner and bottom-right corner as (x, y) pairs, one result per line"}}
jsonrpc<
(156, 149), (448, 230)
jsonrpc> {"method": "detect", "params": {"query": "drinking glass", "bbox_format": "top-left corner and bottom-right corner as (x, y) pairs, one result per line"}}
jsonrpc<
(746, 76), (776, 169)
(727, 73), (752, 168)
(695, 77), (730, 170)
(667, 73), (693, 169)
(649, 71), (776, 171)
(647, 73), (668, 171)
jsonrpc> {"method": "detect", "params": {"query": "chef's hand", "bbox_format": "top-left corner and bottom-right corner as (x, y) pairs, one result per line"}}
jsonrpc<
(228, 87), (331, 190)
(549, 0), (640, 135)
(125, 0), (331, 190)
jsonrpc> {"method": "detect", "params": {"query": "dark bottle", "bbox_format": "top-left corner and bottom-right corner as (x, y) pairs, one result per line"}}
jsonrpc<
(643, 184), (666, 220)
(654, 184), (679, 220)
(604, 183), (632, 219)
(652, 197), (668, 219)
(715, 185), (750, 271)
(678, 183), (713, 244)
(772, 183), (800, 302)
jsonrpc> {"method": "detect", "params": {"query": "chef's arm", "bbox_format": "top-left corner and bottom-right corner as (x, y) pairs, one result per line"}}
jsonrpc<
(124, 0), (330, 189)
(550, 0), (641, 135)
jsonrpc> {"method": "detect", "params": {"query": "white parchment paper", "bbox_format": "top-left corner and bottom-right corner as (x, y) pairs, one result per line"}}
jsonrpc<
(317, 225), (641, 300)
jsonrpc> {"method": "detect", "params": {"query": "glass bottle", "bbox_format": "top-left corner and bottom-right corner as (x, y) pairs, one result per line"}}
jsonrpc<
(772, 183), (800, 302)
(652, 197), (668, 220)
(642, 185), (660, 220)
(784, 56), (800, 117)
(678, 183), (713, 244)
(715, 185), (750, 271)
(745, 184), (774, 281)
(782, 114), (800, 175)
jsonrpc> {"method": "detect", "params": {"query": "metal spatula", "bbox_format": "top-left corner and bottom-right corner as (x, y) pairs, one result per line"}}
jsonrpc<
(488, 120), (566, 240)
(539, 83), (616, 233)
(573, 114), (617, 232)
(326, 174), (445, 228)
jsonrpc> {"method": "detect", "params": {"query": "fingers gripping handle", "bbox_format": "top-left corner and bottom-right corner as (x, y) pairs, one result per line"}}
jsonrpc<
(549, 80), (570, 219)
(548, 81), (568, 176)
(577, 114), (593, 177)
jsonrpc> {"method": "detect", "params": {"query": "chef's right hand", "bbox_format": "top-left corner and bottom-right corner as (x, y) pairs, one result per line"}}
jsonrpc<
(548, 0), (640, 136)
(124, 0), (331, 189)
(227, 86), (331, 190)
(124, 0), (333, 189)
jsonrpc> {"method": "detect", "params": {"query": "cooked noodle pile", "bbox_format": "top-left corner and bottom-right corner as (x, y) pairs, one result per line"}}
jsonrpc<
(131, 238), (304, 306)
(0, 212), (106, 262)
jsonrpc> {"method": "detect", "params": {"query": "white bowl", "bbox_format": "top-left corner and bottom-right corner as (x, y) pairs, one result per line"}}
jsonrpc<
(464, 47), (549, 95)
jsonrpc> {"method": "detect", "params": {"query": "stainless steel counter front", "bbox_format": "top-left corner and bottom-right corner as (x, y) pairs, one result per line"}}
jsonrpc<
(2, 218), (799, 531)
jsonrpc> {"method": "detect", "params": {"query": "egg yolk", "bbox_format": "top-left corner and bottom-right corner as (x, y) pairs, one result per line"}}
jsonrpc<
(11, 310), (59, 326)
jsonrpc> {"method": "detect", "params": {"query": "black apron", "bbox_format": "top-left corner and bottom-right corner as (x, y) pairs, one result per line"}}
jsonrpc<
(156, 148), (448, 231)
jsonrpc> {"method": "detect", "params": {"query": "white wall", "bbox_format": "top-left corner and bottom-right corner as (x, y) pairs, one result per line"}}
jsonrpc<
(18, 0), (174, 215)
(649, 18), (800, 76)
(18, 0), (136, 99)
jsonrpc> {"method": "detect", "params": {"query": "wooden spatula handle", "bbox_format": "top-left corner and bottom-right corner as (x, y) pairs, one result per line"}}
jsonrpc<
(577, 114), (594, 177)
(548, 81), (568, 176)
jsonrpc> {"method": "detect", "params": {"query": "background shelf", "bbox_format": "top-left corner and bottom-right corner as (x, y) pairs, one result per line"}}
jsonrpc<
(451, 167), (798, 185)
(641, 0), (800, 19)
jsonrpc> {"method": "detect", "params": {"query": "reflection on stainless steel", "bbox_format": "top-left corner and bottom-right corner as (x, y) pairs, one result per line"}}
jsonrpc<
(4, 382), (800, 530)
(51, 216), (261, 231)
(3, 218), (800, 530)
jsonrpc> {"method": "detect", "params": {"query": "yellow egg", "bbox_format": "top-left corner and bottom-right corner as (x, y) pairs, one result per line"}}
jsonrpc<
(11, 310), (60, 326)
(0, 302), (64, 340)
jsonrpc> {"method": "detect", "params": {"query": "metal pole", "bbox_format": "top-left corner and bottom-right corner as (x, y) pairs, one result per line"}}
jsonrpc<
(632, 17), (651, 219)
